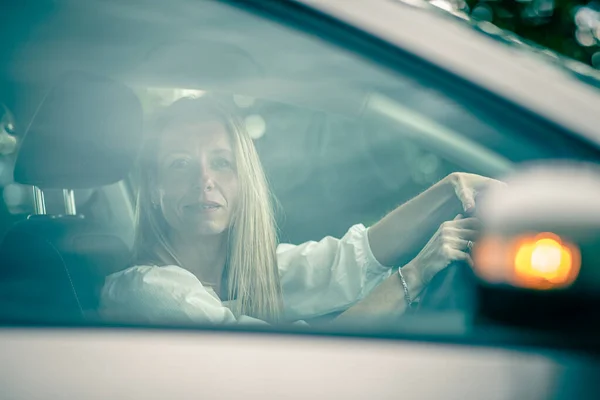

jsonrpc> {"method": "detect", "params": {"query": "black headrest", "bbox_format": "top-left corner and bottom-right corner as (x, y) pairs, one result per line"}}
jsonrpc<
(13, 72), (143, 189)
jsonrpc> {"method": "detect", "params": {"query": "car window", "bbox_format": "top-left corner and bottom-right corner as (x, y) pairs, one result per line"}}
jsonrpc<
(1, 0), (599, 330)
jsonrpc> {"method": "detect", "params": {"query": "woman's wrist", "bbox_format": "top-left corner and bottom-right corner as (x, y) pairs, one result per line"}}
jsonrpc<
(399, 260), (426, 302)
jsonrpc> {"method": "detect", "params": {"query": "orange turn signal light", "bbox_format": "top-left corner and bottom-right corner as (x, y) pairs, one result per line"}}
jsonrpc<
(473, 233), (581, 290)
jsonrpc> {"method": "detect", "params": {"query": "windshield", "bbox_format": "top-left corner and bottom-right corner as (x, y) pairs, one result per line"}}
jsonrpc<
(0, 0), (598, 334)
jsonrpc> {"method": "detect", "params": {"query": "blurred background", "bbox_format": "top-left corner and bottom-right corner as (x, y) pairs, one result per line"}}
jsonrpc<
(426, 0), (600, 68)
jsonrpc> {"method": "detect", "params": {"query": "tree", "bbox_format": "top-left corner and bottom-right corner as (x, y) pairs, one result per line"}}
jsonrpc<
(437, 0), (600, 66)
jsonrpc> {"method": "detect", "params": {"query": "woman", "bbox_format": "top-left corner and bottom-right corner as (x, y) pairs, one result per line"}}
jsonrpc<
(100, 96), (496, 325)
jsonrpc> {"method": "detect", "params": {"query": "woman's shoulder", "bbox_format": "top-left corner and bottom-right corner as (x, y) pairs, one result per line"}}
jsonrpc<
(100, 264), (207, 316)
(100, 264), (227, 324)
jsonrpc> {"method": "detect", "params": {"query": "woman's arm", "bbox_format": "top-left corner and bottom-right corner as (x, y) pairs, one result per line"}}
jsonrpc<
(332, 261), (423, 325)
(368, 176), (459, 268)
(277, 173), (498, 322)
(368, 172), (499, 268)
(277, 225), (393, 322)
(334, 214), (480, 325)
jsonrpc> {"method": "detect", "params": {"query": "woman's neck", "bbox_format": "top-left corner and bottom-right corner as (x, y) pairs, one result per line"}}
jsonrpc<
(168, 231), (228, 290)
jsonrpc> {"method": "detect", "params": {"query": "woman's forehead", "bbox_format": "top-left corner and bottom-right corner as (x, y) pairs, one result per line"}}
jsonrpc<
(159, 120), (233, 154)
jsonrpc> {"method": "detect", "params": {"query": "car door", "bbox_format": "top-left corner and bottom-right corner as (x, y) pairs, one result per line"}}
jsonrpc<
(2, 0), (600, 326)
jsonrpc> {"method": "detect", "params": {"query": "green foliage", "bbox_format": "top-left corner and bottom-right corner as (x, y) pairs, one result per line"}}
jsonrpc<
(461, 0), (600, 66)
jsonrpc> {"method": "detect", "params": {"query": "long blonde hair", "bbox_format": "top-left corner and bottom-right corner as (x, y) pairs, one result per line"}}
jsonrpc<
(134, 95), (283, 322)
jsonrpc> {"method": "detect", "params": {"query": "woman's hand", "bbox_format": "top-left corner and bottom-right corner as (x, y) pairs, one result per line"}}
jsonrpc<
(446, 172), (505, 214)
(409, 214), (481, 285)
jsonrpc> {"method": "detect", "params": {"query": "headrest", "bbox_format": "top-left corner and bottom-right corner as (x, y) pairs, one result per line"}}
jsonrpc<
(13, 72), (143, 189)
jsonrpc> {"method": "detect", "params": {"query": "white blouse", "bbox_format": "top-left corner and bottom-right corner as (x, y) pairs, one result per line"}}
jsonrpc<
(100, 224), (392, 325)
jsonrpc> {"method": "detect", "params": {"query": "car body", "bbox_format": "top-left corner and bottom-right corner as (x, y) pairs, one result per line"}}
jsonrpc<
(1, 0), (600, 399)
(3, 326), (598, 400)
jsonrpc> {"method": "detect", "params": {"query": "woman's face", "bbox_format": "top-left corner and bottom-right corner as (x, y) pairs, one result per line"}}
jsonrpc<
(155, 119), (239, 238)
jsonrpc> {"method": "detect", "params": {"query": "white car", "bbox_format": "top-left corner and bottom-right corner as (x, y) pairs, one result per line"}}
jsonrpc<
(0, 0), (599, 399)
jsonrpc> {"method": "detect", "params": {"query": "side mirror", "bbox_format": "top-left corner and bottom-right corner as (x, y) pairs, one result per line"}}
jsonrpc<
(473, 163), (600, 331)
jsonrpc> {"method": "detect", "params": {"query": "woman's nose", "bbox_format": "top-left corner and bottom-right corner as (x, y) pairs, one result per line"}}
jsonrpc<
(195, 166), (215, 192)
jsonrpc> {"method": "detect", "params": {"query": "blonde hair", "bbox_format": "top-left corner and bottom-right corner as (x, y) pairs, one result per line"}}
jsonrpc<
(134, 95), (283, 322)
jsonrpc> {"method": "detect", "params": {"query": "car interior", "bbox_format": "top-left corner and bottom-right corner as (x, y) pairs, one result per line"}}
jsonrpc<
(2, 0), (600, 325)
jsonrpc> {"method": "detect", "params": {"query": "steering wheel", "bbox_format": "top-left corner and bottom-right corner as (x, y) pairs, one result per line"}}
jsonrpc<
(415, 261), (477, 313)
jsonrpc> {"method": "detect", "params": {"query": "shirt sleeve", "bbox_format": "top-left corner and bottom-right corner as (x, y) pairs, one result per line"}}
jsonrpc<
(99, 265), (267, 326)
(277, 224), (392, 321)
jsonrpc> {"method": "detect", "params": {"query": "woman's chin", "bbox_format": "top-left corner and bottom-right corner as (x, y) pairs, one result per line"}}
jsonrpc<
(186, 221), (229, 237)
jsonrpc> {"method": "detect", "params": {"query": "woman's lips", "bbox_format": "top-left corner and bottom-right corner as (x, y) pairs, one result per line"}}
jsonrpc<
(184, 201), (223, 213)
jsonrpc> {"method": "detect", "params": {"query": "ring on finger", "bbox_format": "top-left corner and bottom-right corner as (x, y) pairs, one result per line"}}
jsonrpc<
(467, 240), (474, 251)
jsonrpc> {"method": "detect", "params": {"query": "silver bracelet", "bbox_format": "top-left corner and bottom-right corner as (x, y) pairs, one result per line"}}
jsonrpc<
(397, 268), (413, 308)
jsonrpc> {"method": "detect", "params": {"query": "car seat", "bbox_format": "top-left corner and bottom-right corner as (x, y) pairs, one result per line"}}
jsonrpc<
(0, 72), (143, 322)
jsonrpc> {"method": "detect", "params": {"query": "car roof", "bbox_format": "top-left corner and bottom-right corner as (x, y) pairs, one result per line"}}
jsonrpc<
(3, 0), (402, 117)
(297, 0), (600, 147)
(4, 0), (600, 147)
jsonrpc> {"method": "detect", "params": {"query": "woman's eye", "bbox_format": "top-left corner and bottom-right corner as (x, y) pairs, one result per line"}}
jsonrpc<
(212, 158), (233, 170)
(170, 159), (190, 170)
